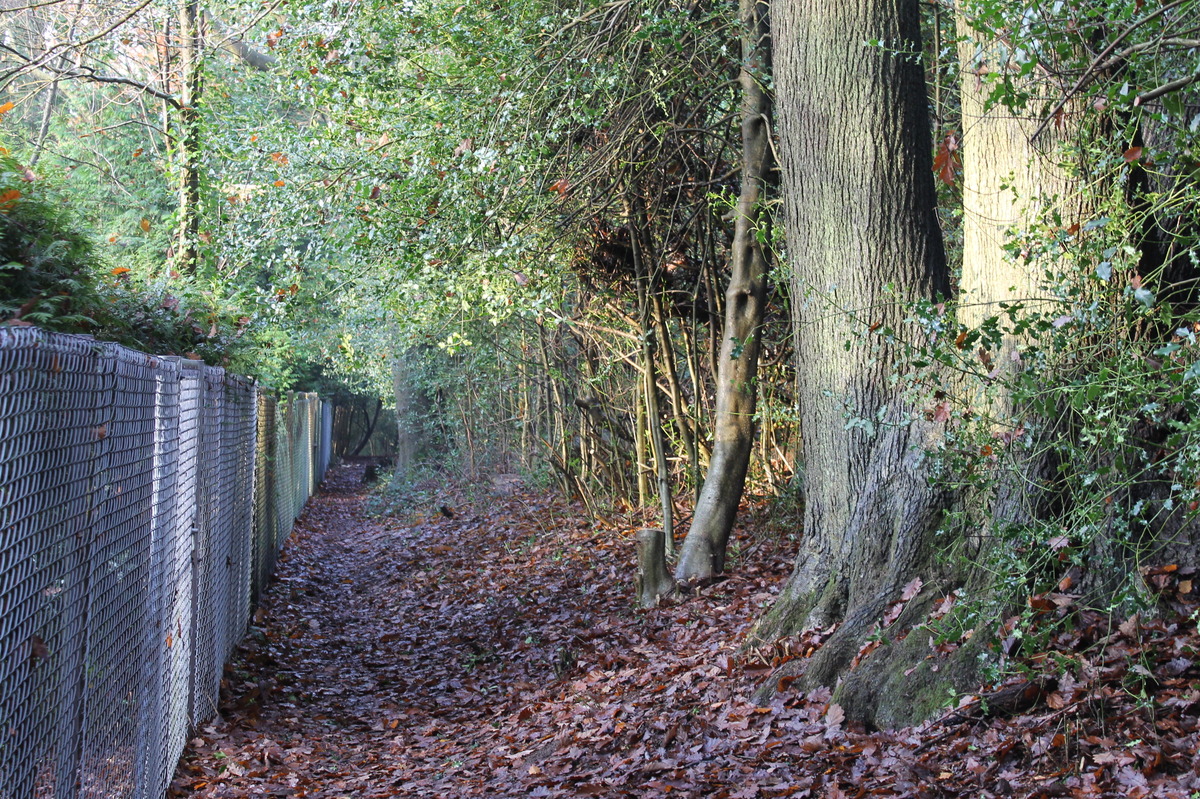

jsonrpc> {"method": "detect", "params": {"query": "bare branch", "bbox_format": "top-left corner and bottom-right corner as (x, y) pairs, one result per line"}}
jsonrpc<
(0, 0), (72, 12)
(28, 0), (156, 72)
(1136, 69), (1200, 104)
(203, 9), (279, 72)
(1032, 0), (1194, 140)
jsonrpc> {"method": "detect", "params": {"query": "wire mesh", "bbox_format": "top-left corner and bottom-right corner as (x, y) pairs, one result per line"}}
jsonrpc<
(223, 376), (256, 676)
(0, 328), (331, 799)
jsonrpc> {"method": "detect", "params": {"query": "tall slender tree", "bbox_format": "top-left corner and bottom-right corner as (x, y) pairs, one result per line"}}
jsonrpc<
(174, 0), (203, 274)
(676, 0), (774, 584)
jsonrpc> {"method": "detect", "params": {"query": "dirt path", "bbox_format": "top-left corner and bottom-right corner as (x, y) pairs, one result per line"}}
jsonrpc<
(172, 462), (410, 795)
(171, 463), (1200, 799)
(171, 461), (788, 798)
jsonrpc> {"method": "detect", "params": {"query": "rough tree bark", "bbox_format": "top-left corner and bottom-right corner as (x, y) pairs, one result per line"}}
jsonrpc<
(748, 0), (952, 726)
(956, 5), (1200, 594)
(956, 17), (1082, 335)
(952, 11), (1088, 560)
(676, 0), (774, 584)
(174, 0), (203, 274)
(392, 350), (419, 480)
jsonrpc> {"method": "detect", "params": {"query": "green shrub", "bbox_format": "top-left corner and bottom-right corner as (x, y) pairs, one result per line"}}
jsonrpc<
(0, 153), (102, 331)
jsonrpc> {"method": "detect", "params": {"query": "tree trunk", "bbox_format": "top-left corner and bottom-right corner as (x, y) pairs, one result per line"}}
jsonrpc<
(635, 380), (650, 507)
(749, 0), (950, 726)
(174, 0), (203, 274)
(676, 0), (774, 584)
(519, 328), (533, 468)
(202, 12), (278, 71)
(349, 398), (383, 457)
(651, 292), (700, 496)
(678, 313), (713, 470)
(392, 349), (420, 480)
(30, 79), (60, 169)
(952, 13), (1087, 556)
(956, 22), (1082, 334)
(630, 207), (675, 555)
(536, 322), (572, 495)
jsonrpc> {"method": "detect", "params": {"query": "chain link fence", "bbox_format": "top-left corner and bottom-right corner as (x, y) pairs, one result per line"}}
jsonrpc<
(0, 327), (331, 799)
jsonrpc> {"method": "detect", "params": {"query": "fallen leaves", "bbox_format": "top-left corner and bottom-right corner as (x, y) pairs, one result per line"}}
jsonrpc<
(171, 463), (1200, 799)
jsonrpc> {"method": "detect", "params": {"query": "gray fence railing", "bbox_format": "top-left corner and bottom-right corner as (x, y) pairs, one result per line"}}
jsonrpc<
(0, 327), (331, 799)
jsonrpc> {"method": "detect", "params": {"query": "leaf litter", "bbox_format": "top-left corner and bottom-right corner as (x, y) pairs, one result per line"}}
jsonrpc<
(172, 463), (1200, 798)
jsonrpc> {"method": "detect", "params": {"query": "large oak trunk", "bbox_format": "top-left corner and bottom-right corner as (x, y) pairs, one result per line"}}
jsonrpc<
(952, 13), (1086, 567)
(750, 0), (951, 725)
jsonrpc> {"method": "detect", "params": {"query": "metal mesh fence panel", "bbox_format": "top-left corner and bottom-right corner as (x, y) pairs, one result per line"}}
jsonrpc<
(296, 397), (307, 505)
(76, 343), (163, 798)
(289, 396), (304, 523)
(0, 331), (116, 798)
(189, 367), (226, 726)
(319, 402), (332, 480)
(223, 377), (255, 670)
(292, 397), (305, 523)
(139, 357), (181, 799)
(151, 359), (200, 799)
(306, 398), (318, 498)
(272, 399), (294, 564)
(0, 328), (327, 799)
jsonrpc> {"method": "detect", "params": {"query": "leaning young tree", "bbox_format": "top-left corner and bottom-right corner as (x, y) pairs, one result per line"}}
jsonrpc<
(675, 0), (775, 584)
(748, 0), (953, 725)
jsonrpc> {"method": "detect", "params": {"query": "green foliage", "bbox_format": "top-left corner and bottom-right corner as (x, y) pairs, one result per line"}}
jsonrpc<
(902, 158), (1200, 654)
(0, 148), (283, 367)
(2, 0), (789, 506)
(862, 0), (1200, 688)
(960, 0), (1200, 124)
(0, 153), (102, 330)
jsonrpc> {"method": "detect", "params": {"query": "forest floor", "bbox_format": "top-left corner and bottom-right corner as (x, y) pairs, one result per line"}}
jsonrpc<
(171, 462), (1200, 798)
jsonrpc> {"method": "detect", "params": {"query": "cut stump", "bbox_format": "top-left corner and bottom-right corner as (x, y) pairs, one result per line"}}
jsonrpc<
(635, 527), (677, 608)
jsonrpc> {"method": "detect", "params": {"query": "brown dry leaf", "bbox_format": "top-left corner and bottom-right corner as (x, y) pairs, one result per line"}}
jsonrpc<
(900, 576), (923, 601)
(1118, 613), (1141, 638)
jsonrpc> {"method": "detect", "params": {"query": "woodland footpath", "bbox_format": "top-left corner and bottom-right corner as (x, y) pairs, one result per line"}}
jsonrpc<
(171, 463), (1200, 798)
(5, 0), (1200, 747)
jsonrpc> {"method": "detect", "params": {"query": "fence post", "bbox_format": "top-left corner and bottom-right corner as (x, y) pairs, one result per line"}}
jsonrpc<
(142, 355), (182, 799)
